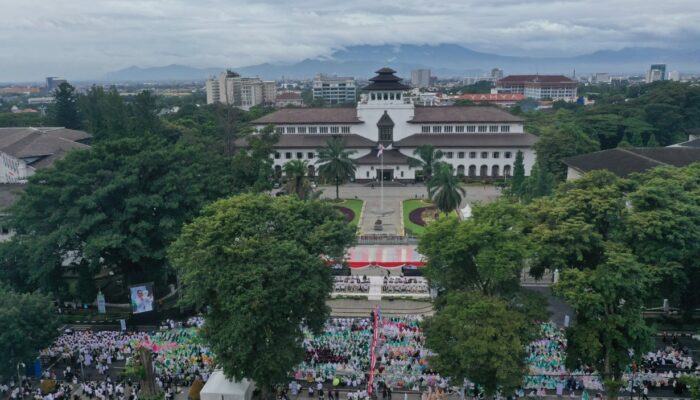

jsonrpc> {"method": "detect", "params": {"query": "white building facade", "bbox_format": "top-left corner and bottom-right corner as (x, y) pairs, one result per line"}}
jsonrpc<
(312, 75), (357, 105)
(242, 68), (537, 181)
(206, 71), (276, 110)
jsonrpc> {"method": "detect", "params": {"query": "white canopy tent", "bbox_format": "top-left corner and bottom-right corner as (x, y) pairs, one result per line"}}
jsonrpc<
(200, 371), (255, 400)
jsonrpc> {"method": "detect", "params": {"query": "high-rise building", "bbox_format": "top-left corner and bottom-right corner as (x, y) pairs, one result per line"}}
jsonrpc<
(45, 77), (67, 93)
(206, 71), (276, 110)
(646, 64), (667, 83)
(490, 68), (504, 81)
(411, 69), (432, 88)
(668, 70), (681, 82)
(593, 73), (611, 84)
(312, 74), (357, 105)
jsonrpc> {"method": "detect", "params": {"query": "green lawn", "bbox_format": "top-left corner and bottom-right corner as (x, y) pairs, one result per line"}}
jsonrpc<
(335, 199), (364, 226)
(403, 199), (433, 236)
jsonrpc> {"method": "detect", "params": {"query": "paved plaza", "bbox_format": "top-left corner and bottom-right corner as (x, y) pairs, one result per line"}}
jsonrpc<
(319, 182), (502, 234)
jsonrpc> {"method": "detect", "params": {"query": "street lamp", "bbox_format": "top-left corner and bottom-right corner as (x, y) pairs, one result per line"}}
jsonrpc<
(16, 362), (25, 388)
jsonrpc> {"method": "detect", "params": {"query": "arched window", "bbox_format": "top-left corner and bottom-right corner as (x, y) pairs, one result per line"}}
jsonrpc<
(503, 165), (512, 177)
(468, 165), (476, 177)
(457, 165), (465, 176)
(480, 165), (488, 177)
(491, 165), (500, 177)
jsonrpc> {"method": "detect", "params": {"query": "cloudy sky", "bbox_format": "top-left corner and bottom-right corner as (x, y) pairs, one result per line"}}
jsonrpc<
(1, 0), (699, 82)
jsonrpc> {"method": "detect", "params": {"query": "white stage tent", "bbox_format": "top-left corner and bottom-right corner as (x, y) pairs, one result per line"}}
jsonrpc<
(200, 371), (255, 400)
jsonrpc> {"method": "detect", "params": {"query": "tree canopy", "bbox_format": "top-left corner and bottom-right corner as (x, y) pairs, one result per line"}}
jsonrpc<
(169, 194), (355, 393)
(419, 200), (529, 295)
(5, 134), (240, 294)
(424, 291), (529, 398)
(554, 246), (655, 399)
(0, 285), (59, 377)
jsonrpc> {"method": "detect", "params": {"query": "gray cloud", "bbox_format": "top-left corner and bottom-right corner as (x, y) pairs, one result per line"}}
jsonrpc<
(1, 0), (699, 81)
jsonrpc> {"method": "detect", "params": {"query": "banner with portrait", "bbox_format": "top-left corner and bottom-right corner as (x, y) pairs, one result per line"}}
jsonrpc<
(130, 283), (155, 314)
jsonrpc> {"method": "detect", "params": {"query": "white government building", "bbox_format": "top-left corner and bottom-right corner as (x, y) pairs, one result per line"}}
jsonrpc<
(240, 68), (537, 182)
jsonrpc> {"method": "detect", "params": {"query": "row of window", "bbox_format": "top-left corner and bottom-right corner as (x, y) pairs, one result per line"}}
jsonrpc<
(275, 151), (315, 160)
(445, 151), (512, 160)
(421, 125), (511, 133)
(273, 150), (514, 161)
(275, 126), (352, 134)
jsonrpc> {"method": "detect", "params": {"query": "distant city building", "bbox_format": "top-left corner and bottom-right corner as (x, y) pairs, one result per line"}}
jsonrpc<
(496, 75), (577, 100)
(312, 74), (357, 105)
(411, 69), (432, 88)
(206, 71), (276, 110)
(490, 68), (504, 81)
(646, 64), (667, 83)
(0, 87), (41, 95)
(275, 92), (304, 108)
(668, 70), (681, 82)
(593, 73), (611, 84)
(45, 77), (67, 93)
(10, 106), (38, 114)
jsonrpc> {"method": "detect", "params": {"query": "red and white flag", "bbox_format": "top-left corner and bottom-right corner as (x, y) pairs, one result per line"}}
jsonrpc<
(377, 143), (385, 157)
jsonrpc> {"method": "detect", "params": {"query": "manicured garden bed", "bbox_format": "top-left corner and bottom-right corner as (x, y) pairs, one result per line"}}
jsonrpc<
(332, 199), (363, 226)
(403, 199), (435, 236)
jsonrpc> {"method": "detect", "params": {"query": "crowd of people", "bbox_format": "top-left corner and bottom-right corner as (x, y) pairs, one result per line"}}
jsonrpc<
(294, 318), (372, 386)
(333, 276), (371, 293)
(12, 312), (700, 400)
(375, 316), (444, 391)
(381, 278), (428, 294)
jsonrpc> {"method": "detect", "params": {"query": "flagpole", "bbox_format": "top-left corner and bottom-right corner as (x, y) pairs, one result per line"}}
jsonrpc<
(380, 149), (384, 213)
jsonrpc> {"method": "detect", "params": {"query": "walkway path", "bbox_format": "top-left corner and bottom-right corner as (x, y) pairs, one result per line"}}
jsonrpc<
(318, 183), (502, 235)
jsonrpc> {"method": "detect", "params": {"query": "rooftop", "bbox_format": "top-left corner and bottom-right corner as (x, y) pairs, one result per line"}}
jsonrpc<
(252, 108), (362, 125)
(562, 147), (700, 177)
(394, 133), (537, 148)
(0, 127), (92, 168)
(234, 134), (376, 149)
(497, 75), (577, 84)
(363, 67), (411, 91)
(408, 106), (524, 123)
(456, 93), (526, 102)
(355, 149), (415, 165)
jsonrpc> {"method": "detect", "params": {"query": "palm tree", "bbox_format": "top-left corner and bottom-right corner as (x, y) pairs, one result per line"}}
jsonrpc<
(429, 163), (466, 214)
(316, 137), (357, 200)
(283, 160), (308, 199)
(409, 144), (444, 197)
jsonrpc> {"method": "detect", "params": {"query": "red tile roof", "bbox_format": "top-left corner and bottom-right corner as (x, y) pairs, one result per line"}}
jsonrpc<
(456, 93), (526, 102)
(409, 106), (524, 123)
(497, 75), (576, 84)
(252, 108), (362, 125)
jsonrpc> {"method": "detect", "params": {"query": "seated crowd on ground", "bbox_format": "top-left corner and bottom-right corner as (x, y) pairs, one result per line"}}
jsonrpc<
(21, 313), (700, 400)
(381, 277), (428, 294)
(333, 276), (370, 293)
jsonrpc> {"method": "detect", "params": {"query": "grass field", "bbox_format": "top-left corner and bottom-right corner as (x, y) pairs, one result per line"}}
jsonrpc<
(336, 199), (364, 226)
(403, 199), (433, 236)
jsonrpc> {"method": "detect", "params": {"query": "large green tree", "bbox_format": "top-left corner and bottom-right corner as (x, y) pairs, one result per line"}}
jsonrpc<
(424, 291), (529, 399)
(428, 163), (466, 214)
(533, 123), (598, 181)
(51, 82), (81, 129)
(6, 134), (238, 293)
(420, 200), (529, 294)
(316, 137), (357, 200)
(0, 286), (59, 378)
(169, 194), (355, 397)
(79, 85), (128, 140)
(527, 171), (627, 277)
(554, 246), (654, 400)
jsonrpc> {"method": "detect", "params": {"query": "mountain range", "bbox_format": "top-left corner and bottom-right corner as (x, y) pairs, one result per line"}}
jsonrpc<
(100, 44), (700, 82)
